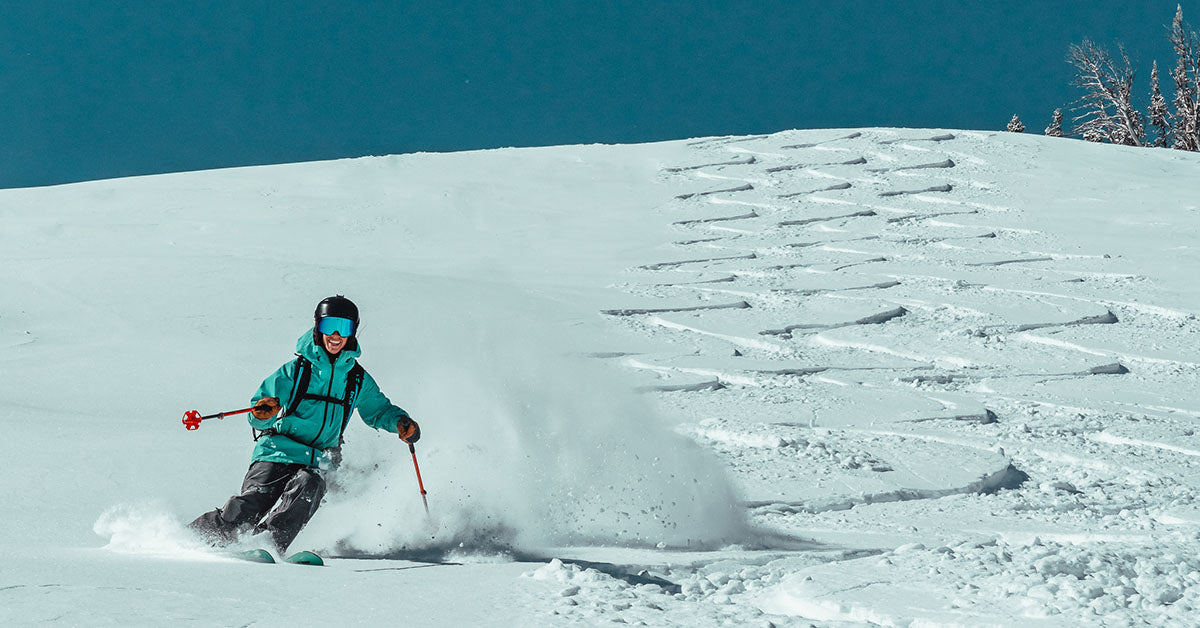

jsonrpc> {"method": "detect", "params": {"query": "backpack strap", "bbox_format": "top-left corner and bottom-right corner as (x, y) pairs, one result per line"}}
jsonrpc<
(337, 362), (366, 444)
(283, 354), (312, 417)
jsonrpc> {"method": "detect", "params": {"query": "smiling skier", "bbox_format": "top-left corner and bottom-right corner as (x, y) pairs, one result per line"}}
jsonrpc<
(189, 295), (419, 559)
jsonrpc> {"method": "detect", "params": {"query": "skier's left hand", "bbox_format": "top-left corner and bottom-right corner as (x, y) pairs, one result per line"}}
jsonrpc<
(397, 417), (420, 443)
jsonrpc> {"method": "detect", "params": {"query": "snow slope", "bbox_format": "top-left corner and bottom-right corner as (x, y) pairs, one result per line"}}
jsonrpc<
(3, 128), (1200, 626)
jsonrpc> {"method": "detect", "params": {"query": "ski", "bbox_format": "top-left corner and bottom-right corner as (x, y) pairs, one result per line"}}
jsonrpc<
(230, 548), (275, 564)
(223, 549), (322, 565)
(284, 550), (324, 566)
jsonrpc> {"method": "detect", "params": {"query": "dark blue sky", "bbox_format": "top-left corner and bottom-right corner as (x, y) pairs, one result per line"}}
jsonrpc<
(1, 1), (1198, 188)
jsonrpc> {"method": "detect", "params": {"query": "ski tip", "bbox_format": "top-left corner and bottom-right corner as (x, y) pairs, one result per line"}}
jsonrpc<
(232, 548), (276, 564)
(284, 550), (325, 566)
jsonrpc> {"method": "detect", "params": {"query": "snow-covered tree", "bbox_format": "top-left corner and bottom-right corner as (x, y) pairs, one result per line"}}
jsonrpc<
(1006, 114), (1025, 133)
(1149, 60), (1171, 147)
(1169, 5), (1200, 151)
(1069, 40), (1145, 146)
(1045, 109), (1066, 137)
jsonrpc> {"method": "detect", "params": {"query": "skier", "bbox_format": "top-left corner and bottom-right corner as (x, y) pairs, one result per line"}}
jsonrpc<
(189, 295), (419, 555)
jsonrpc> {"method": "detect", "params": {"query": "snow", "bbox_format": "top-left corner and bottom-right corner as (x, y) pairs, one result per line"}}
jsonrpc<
(4, 128), (1200, 626)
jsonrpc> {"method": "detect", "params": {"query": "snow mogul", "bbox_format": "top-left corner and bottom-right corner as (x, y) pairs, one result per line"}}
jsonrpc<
(189, 295), (420, 554)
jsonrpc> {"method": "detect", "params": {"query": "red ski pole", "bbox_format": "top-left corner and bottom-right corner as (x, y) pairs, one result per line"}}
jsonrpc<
(408, 442), (429, 515)
(182, 404), (271, 430)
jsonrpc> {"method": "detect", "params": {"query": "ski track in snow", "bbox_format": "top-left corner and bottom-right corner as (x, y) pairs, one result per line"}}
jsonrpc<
(603, 129), (1200, 625)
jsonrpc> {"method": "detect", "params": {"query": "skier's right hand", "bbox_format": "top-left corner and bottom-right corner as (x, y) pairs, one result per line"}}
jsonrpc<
(251, 397), (280, 420)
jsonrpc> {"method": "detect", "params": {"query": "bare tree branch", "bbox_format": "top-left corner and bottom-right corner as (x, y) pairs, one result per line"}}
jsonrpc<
(1068, 40), (1145, 146)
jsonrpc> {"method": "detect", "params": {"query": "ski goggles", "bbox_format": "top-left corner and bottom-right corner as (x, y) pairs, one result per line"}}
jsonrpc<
(317, 316), (356, 337)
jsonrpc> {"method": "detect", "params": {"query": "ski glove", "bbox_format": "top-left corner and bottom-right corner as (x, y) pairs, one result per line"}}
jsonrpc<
(397, 417), (420, 443)
(251, 397), (280, 420)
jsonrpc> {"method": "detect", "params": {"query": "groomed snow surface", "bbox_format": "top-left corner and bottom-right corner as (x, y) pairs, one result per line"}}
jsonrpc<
(3, 128), (1200, 626)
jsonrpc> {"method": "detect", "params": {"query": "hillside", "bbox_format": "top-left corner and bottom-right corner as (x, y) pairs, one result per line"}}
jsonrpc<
(3, 129), (1199, 626)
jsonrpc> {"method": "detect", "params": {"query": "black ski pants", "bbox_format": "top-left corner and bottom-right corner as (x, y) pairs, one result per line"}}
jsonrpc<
(189, 461), (325, 553)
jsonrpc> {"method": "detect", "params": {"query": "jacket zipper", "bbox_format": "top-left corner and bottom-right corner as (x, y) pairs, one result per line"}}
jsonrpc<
(310, 356), (337, 466)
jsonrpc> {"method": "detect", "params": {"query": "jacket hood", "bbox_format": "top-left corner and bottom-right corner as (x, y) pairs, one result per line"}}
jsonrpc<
(297, 327), (362, 366)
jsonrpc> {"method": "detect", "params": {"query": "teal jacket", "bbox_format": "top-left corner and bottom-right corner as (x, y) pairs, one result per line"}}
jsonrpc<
(248, 330), (408, 467)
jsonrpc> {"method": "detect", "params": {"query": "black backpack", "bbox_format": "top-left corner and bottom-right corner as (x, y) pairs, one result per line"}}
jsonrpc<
(254, 355), (366, 450)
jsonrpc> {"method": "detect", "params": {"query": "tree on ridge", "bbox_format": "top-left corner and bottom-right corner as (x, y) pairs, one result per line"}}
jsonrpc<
(1069, 40), (1145, 146)
(1045, 109), (1066, 137)
(1169, 4), (1200, 151)
(1149, 60), (1171, 147)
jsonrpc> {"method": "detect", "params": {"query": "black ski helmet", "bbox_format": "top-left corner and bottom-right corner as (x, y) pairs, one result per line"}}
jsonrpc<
(313, 295), (360, 350)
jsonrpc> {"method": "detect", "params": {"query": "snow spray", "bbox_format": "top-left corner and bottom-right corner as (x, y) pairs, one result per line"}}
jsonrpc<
(298, 279), (749, 555)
